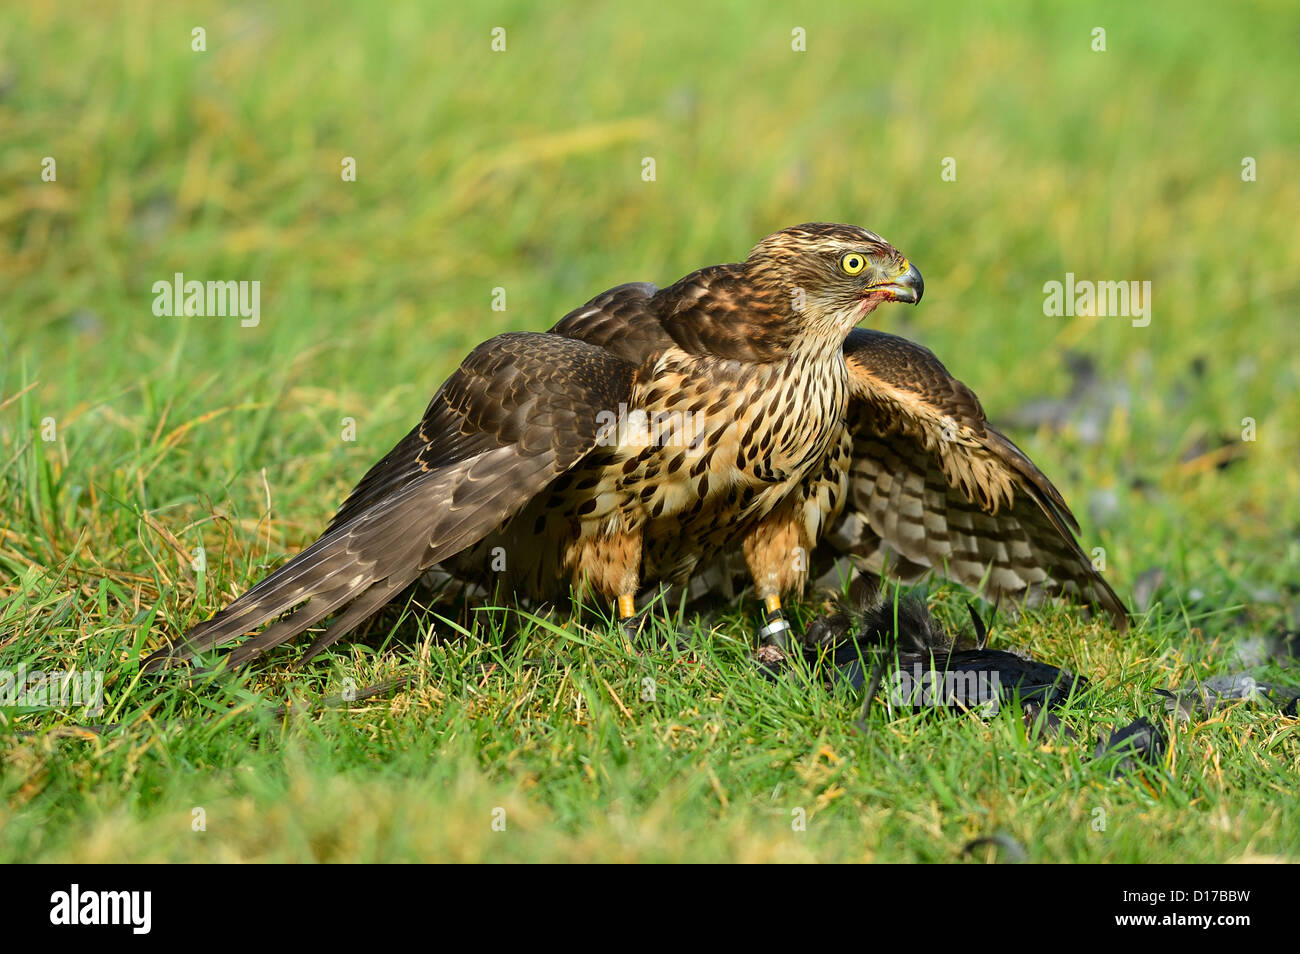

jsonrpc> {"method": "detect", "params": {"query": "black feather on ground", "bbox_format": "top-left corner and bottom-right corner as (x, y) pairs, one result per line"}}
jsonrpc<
(1094, 717), (1167, 777)
(796, 581), (1088, 723)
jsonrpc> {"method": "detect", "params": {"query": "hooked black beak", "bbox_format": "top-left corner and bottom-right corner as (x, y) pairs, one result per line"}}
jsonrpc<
(869, 261), (924, 304)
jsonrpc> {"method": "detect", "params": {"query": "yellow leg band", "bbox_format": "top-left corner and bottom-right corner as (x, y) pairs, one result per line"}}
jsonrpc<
(763, 594), (782, 614)
(617, 594), (636, 619)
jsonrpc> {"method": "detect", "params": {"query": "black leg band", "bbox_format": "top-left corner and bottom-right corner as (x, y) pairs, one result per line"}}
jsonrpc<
(757, 606), (792, 649)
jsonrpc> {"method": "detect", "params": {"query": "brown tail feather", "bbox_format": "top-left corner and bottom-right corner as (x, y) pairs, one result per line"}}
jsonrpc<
(296, 580), (412, 667)
(221, 583), (372, 668)
(144, 331), (641, 671)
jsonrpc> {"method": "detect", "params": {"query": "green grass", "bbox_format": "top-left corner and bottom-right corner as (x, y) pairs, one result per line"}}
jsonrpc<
(2, 0), (1298, 862)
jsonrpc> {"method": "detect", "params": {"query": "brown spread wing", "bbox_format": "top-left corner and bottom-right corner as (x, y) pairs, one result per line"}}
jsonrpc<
(831, 328), (1128, 630)
(145, 331), (637, 669)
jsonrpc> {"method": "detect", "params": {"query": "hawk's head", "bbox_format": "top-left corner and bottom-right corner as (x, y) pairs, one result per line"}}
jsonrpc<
(748, 222), (923, 333)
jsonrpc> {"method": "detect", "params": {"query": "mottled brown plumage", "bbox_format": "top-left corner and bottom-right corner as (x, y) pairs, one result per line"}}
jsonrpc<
(827, 328), (1128, 626)
(145, 223), (1125, 671)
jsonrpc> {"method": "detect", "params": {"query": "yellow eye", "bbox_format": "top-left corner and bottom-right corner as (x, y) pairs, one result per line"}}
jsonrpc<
(840, 252), (867, 275)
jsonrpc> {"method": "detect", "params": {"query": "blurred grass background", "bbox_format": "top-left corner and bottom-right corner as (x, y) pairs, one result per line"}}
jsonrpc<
(1, 0), (1297, 862)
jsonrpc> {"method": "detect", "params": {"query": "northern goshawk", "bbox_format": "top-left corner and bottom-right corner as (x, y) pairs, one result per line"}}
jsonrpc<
(146, 223), (1126, 670)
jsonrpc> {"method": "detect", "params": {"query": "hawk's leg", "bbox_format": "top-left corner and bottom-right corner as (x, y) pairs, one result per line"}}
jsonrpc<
(617, 593), (643, 641)
(757, 594), (793, 650)
(567, 529), (647, 646)
(743, 501), (812, 654)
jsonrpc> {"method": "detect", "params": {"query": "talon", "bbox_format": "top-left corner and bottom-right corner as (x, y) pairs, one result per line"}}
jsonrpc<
(752, 643), (789, 680)
(619, 607), (694, 652)
(616, 594), (686, 650)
